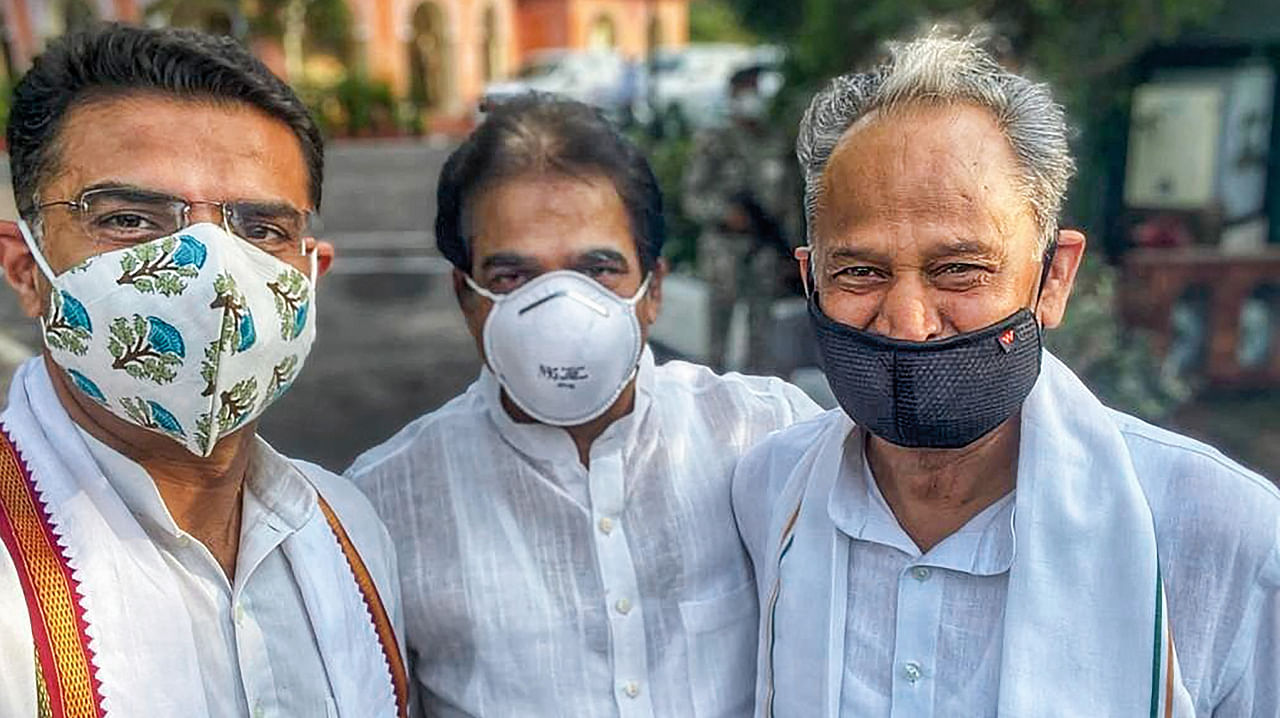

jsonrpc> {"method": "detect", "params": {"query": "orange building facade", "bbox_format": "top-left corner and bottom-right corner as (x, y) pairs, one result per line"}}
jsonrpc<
(1, 0), (688, 117)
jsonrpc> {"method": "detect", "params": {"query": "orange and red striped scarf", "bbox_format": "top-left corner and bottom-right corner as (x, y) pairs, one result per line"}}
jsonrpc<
(0, 428), (409, 718)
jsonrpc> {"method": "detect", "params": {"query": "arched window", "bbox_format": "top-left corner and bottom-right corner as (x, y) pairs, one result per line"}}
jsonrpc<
(408, 2), (452, 111)
(588, 14), (616, 51)
(647, 15), (664, 51)
(481, 5), (501, 82)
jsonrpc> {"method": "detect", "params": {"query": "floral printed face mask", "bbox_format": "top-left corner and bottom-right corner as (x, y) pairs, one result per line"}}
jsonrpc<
(19, 221), (317, 456)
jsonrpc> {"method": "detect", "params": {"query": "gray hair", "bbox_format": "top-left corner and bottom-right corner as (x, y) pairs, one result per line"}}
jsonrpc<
(797, 32), (1075, 254)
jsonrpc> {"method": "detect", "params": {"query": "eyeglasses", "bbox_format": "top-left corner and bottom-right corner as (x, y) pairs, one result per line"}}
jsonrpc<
(37, 186), (316, 255)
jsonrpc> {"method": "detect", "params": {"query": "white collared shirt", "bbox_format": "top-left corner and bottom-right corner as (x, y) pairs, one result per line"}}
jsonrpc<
(734, 411), (1280, 718)
(0, 400), (399, 718)
(347, 349), (822, 718)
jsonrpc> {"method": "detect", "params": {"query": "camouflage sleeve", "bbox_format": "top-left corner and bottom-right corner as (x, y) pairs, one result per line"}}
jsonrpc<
(681, 129), (736, 226)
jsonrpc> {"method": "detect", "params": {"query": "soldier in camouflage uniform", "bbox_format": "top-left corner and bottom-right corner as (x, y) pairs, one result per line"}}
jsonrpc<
(683, 66), (797, 372)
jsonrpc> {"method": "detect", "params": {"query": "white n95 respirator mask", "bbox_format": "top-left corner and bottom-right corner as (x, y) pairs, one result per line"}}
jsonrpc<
(20, 221), (317, 456)
(465, 270), (650, 426)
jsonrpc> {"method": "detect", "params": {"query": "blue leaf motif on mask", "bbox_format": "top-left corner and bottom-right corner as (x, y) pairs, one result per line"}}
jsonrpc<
(171, 235), (208, 269)
(292, 301), (309, 339)
(237, 309), (257, 352)
(59, 291), (92, 332)
(66, 369), (106, 403)
(147, 401), (185, 437)
(145, 316), (186, 359)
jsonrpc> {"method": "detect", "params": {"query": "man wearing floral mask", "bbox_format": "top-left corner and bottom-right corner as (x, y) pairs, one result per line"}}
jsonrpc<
(347, 93), (821, 717)
(0, 25), (407, 717)
(735, 34), (1278, 717)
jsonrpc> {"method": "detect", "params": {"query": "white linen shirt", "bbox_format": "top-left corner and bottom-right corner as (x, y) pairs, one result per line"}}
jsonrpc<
(734, 411), (1280, 718)
(347, 349), (822, 718)
(0, 419), (399, 718)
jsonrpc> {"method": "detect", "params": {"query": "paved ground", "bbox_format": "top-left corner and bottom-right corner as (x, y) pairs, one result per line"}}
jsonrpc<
(0, 139), (483, 471)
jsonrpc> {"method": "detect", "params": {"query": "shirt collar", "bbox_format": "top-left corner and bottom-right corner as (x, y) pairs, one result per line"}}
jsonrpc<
(75, 427), (317, 542)
(828, 428), (1017, 576)
(480, 345), (656, 463)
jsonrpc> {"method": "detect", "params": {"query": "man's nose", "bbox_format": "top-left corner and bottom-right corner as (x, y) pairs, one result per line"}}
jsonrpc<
(186, 203), (225, 227)
(870, 278), (942, 342)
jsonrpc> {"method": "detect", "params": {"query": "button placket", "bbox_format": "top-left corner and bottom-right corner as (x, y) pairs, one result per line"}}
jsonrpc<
(587, 450), (654, 717)
(889, 564), (943, 717)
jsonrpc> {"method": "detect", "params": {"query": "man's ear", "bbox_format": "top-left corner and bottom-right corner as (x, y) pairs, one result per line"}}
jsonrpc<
(0, 220), (49, 318)
(1036, 229), (1086, 329)
(637, 258), (666, 326)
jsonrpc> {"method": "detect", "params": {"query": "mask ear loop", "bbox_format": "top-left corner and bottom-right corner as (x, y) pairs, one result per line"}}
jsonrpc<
(1033, 237), (1058, 311)
(795, 245), (814, 299)
(623, 273), (652, 306)
(1030, 236), (1059, 334)
(17, 219), (59, 283)
(461, 272), (502, 302)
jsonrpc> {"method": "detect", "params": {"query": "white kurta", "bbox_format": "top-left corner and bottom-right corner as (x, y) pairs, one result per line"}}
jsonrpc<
(0, 357), (403, 718)
(347, 348), (822, 718)
(734, 354), (1279, 717)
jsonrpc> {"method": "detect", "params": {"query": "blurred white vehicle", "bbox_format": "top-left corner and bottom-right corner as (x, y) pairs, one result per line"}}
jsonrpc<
(642, 43), (785, 134)
(480, 49), (635, 120)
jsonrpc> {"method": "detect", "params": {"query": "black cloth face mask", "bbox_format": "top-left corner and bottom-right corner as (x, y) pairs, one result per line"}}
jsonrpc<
(809, 245), (1055, 449)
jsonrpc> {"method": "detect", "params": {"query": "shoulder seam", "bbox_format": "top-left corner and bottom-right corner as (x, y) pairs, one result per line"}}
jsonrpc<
(1118, 425), (1280, 501)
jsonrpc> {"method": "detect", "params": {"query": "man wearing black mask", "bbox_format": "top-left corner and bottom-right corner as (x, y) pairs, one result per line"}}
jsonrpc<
(734, 33), (1277, 716)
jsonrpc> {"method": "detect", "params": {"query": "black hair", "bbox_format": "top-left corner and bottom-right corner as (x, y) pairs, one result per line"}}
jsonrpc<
(435, 92), (665, 274)
(7, 23), (324, 221)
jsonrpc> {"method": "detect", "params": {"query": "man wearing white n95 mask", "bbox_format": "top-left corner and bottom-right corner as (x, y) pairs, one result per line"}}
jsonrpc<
(0, 24), (407, 718)
(347, 93), (822, 717)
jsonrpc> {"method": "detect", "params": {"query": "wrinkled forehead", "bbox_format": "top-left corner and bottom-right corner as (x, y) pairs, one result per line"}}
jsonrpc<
(811, 102), (1036, 252)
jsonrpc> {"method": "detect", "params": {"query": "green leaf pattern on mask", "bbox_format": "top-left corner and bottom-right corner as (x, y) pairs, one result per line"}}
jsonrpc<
(44, 291), (92, 356)
(193, 375), (260, 451)
(217, 376), (258, 433)
(267, 355), (300, 402)
(107, 315), (182, 383)
(199, 273), (254, 397)
(117, 236), (200, 296)
(194, 411), (214, 451)
(267, 270), (309, 340)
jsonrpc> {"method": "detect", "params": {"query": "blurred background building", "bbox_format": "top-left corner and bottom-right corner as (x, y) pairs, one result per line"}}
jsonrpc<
(0, 0), (688, 128)
(0, 0), (1275, 479)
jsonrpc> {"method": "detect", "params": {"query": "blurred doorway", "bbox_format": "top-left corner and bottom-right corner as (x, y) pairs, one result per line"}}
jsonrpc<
(408, 1), (452, 113)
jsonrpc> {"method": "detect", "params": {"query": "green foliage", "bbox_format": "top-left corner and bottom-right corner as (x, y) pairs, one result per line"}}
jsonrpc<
(250, 0), (352, 58)
(689, 0), (759, 44)
(268, 270), (309, 339)
(300, 73), (401, 137)
(631, 131), (702, 270)
(1044, 257), (1190, 419)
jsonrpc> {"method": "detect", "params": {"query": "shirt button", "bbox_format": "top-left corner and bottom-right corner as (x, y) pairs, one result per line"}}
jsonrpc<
(234, 603), (246, 624)
(911, 566), (931, 582)
(615, 598), (632, 615)
(903, 661), (923, 683)
(598, 517), (614, 535)
(175, 534), (191, 548)
(622, 681), (641, 698)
